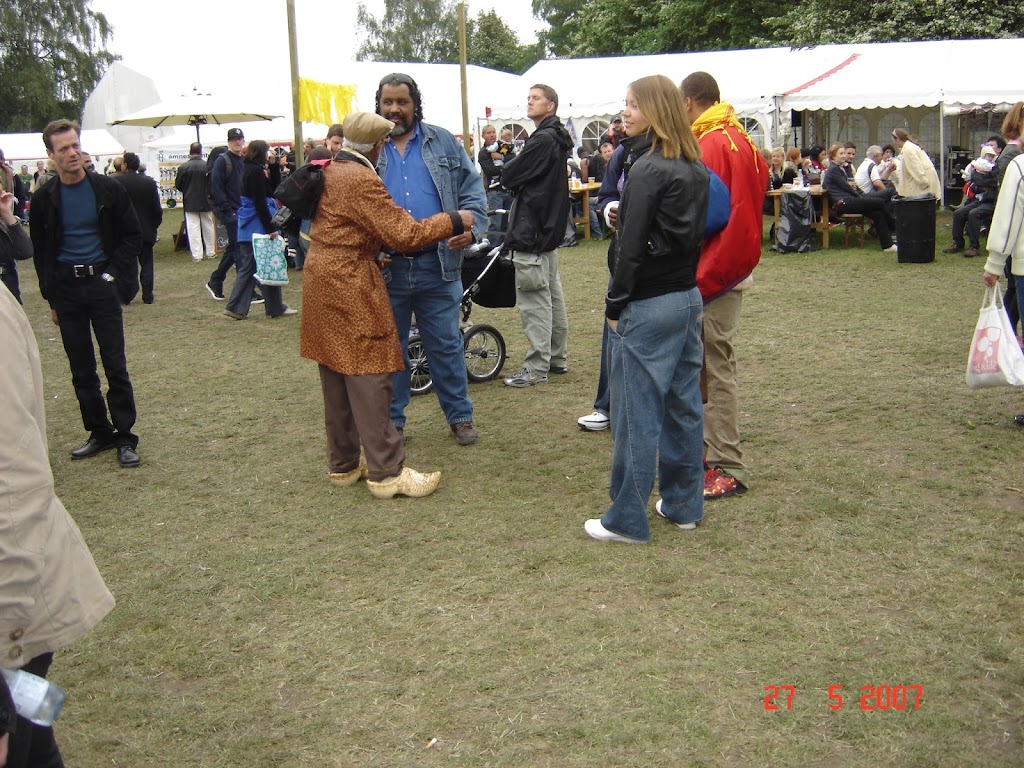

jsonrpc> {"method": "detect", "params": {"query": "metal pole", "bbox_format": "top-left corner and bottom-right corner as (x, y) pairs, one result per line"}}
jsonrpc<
(458, 3), (470, 155)
(286, 0), (304, 166)
(939, 101), (946, 209)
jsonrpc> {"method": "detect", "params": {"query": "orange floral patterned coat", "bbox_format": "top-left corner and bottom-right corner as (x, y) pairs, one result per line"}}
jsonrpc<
(300, 157), (455, 375)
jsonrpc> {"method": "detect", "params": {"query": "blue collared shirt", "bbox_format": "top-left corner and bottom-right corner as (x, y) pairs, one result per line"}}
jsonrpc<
(381, 123), (443, 222)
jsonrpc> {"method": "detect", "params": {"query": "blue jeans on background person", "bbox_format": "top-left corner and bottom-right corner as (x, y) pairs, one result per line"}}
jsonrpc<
(209, 212), (239, 294)
(485, 188), (512, 247)
(592, 320), (611, 415)
(385, 254), (473, 428)
(602, 288), (704, 541)
(225, 241), (285, 317)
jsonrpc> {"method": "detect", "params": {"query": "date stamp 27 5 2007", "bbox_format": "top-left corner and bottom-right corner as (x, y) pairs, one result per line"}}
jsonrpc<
(763, 684), (924, 712)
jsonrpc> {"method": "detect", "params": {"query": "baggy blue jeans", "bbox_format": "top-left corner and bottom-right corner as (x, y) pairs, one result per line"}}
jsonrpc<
(602, 288), (704, 541)
(384, 254), (473, 428)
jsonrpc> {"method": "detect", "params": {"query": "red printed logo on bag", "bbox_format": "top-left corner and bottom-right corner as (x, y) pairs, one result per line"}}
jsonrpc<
(969, 327), (1002, 374)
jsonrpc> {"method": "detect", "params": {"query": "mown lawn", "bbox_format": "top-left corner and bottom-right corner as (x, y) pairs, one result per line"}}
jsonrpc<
(16, 209), (1024, 767)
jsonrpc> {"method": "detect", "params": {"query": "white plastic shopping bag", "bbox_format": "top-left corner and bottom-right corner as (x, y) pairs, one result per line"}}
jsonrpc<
(966, 284), (1024, 388)
(252, 234), (289, 286)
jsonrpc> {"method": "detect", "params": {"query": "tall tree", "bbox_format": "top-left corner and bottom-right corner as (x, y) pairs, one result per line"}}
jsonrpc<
(0, 0), (118, 132)
(469, 10), (543, 74)
(356, 0), (461, 62)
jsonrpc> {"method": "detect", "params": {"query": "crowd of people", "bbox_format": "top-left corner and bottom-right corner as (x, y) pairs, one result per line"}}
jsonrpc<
(5, 73), (1024, 762)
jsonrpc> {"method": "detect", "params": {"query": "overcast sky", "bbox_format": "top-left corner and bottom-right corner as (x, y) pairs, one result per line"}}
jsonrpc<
(89, 0), (545, 96)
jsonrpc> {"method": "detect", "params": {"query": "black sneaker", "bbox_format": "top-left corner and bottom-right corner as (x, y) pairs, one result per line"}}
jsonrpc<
(1014, 415), (1024, 428)
(252, 289), (265, 305)
(205, 282), (225, 300)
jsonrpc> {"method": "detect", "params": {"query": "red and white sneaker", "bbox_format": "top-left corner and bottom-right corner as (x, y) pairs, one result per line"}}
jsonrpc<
(704, 468), (747, 500)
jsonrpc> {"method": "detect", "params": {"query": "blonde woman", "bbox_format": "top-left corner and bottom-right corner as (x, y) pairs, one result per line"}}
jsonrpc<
(584, 75), (708, 543)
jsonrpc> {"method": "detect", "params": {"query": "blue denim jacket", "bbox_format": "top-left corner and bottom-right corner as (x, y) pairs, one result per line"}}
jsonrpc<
(376, 120), (487, 281)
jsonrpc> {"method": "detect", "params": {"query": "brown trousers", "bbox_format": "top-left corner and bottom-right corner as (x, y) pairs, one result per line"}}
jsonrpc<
(319, 366), (404, 482)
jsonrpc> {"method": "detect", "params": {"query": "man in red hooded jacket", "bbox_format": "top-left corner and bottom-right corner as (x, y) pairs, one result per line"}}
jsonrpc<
(681, 71), (768, 499)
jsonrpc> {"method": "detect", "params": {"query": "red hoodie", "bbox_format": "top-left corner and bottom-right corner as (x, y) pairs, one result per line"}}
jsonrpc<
(695, 117), (768, 302)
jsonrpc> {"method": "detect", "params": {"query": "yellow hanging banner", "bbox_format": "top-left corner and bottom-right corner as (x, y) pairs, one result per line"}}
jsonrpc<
(297, 78), (358, 125)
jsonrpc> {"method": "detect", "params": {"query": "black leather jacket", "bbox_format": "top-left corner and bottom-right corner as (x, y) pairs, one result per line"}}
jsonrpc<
(606, 134), (708, 320)
(500, 115), (574, 253)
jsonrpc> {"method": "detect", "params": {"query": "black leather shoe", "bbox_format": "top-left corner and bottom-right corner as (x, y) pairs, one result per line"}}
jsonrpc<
(70, 437), (115, 460)
(117, 445), (142, 468)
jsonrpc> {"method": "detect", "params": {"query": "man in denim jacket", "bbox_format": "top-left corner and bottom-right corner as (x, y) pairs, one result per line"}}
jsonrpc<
(376, 73), (487, 446)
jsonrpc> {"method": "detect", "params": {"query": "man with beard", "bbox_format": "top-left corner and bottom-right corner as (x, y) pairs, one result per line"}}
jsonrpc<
(375, 73), (487, 446)
(499, 83), (573, 387)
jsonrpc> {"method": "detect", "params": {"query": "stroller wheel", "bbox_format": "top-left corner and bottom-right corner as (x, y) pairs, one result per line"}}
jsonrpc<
(463, 324), (506, 382)
(407, 335), (433, 395)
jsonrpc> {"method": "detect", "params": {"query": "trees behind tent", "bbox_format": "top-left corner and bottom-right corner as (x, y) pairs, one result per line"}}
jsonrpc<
(355, 0), (542, 75)
(528, 0), (1024, 58)
(0, 0), (118, 133)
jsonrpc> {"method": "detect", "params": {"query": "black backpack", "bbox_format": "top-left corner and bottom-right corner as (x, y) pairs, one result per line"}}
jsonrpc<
(273, 159), (330, 220)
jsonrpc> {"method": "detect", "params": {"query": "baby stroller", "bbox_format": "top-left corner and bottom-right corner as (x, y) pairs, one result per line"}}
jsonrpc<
(408, 236), (517, 395)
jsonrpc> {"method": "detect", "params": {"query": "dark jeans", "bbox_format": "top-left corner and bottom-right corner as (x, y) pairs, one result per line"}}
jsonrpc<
(225, 241), (285, 316)
(51, 269), (138, 448)
(836, 197), (893, 249)
(139, 240), (155, 301)
(208, 212), (239, 292)
(6, 653), (63, 768)
(951, 199), (991, 249)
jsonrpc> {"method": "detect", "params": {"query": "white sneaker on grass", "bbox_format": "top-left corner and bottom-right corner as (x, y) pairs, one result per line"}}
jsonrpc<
(578, 411), (610, 431)
(655, 499), (698, 530)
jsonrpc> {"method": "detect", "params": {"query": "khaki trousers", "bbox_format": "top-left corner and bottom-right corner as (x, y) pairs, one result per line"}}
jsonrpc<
(512, 249), (569, 374)
(702, 288), (749, 487)
(319, 366), (404, 482)
(184, 210), (216, 259)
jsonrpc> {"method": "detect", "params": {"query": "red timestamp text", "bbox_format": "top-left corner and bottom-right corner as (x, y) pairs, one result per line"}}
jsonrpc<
(763, 684), (924, 711)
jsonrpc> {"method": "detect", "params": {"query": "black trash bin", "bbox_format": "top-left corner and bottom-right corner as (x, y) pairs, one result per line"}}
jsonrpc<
(894, 195), (937, 263)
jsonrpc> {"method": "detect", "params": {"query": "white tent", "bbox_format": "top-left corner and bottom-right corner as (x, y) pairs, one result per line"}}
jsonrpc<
(81, 62), (166, 154)
(0, 129), (124, 165)
(778, 39), (1024, 114)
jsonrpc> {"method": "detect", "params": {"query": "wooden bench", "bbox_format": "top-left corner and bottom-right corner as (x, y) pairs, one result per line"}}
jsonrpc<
(839, 214), (866, 248)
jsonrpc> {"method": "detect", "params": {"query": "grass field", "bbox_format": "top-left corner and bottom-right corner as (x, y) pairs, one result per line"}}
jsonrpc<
(16, 209), (1024, 766)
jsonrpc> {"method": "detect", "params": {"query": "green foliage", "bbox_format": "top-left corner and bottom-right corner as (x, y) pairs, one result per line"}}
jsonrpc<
(0, 0), (118, 132)
(535, 0), (1024, 57)
(356, 1), (541, 74)
(469, 10), (543, 74)
(758, 0), (1024, 46)
(356, 0), (461, 62)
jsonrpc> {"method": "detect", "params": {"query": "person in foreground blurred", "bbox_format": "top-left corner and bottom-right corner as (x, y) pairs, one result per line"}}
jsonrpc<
(584, 75), (709, 543)
(0, 284), (115, 767)
(300, 112), (474, 499)
(982, 146), (1024, 423)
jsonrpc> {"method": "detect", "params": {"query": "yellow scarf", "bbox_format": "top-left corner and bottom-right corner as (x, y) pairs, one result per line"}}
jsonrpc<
(691, 102), (762, 173)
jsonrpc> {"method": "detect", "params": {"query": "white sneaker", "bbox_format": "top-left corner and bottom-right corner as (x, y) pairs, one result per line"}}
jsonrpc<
(655, 498), (698, 530)
(883, 244), (898, 253)
(578, 411), (610, 431)
(583, 518), (645, 543)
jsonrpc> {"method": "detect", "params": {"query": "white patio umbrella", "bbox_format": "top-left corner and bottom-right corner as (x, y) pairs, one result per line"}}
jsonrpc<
(109, 89), (284, 144)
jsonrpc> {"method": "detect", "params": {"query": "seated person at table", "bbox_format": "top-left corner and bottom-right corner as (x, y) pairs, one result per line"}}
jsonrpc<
(589, 139), (612, 184)
(822, 143), (897, 252)
(855, 145), (894, 194)
(763, 147), (798, 216)
(945, 144), (999, 257)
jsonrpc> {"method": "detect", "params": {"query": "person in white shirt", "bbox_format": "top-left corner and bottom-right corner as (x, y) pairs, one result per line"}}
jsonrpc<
(855, 145), (894, 194)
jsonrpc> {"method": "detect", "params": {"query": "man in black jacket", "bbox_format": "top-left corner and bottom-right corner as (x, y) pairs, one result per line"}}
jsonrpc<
(30, 119), (144, 468)
(175, 142), (216, 261)
(500, 83), (573, 387)
(115, 152), (163, 303)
